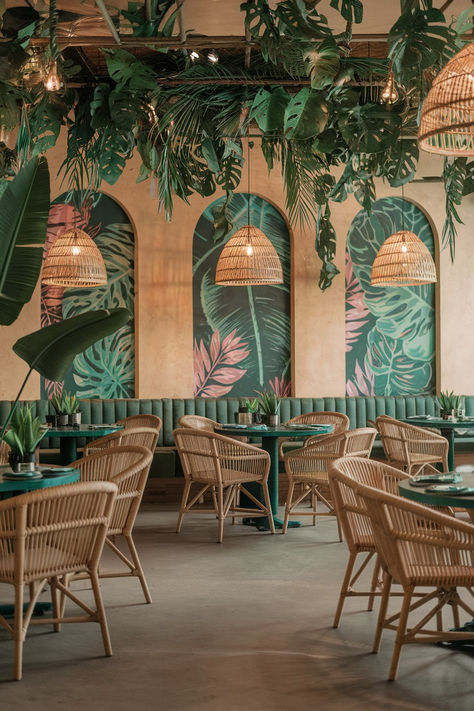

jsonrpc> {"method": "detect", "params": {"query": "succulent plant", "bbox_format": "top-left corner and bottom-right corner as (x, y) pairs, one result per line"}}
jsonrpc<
(256, 390), (281, 415)
(2, 404), (46, 457)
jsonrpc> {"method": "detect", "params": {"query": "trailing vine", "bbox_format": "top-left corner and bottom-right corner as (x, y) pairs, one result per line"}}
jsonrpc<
(0, 0), (472, 290)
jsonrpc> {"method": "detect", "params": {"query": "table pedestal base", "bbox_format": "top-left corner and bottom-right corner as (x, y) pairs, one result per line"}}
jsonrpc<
(243, 516), (301, 531)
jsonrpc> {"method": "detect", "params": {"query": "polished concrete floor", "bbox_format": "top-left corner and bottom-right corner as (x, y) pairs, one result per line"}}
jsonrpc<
(1, 505), (473, 709)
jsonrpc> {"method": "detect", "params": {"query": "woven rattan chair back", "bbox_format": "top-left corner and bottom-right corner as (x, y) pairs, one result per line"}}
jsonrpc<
(286, 411), (349, 433)
(376, 415), (448, 475)
(178, 414), (217, 431)
(71, 445), (153, 602)
(173, 428), (273, 542)
(0, 481), (117, 680)
(354, 481), (474, 680)
(116, 413), (162, 432)
(84, 427), (159, 456)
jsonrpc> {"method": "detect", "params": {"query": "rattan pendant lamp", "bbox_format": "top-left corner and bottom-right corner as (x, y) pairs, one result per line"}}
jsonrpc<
(418, 43), (474, 156)
(371, 193), (437, 287)
(42, 227), (107, 287)
(215, 141), (283, 286)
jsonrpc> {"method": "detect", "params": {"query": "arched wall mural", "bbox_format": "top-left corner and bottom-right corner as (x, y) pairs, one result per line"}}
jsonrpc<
(41, 192), (135, 399)
(345, 197), (436, 396)
(193, 193), (291, 398)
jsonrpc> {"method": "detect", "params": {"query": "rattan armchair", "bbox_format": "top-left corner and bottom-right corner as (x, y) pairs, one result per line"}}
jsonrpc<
(178, 414), (217, 431)
(283, 428), (377, 536)
(116, 413), (162, 432)
(0, 481), (117, 680)
(71, 445), (154, 602)
(83, 426), (159, 456)
(279, 411), (349, 459)
(376, 415), (448, 475)
(328, 457), (410, 628)
(173, 428), (274, 543)
(356, 482), (474, 680)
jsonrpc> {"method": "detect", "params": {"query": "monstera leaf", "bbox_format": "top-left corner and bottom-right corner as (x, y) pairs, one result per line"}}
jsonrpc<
(384, 139), (419, 187)
(305, 36), (340, 90)
(0, 157), (50, 325)
(72, 327), (134, 398)
(330, 0), (363, 23)
(62, 223), (134, 318)
(13, 308), (130, 382)
(249, 87), (290, 134)
(338, 104), (401, 154)
(366, 328), (433, 396)
(284, 88), (329, 140)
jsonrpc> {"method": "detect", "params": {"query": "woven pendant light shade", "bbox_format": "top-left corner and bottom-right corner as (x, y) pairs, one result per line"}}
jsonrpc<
(42, 228), (107, 287)
(215, 225), (283, 286)
(418, 43), (474, 156)
(371, 231), (437, 286)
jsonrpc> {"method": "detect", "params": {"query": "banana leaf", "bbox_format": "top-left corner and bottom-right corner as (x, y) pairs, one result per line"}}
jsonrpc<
(0, 157), (50, 325)
(13, 307), (130, 382)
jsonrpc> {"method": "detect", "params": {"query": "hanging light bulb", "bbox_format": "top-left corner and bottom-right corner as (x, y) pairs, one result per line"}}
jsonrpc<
(45, 60), (63, 92)
(207, 50), (219, 64)
(246, 241), (253, 257)
(189, 50), (201, 62)
(380, 69), (399, 105)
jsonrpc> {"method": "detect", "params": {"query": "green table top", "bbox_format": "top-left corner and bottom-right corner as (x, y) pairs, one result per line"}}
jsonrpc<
(400, 417), (474, 430)
(0, 465), (79, 494)
(399, 471), (474, 509)
(215, 423), (333, 438)
(47, 424), (123, 438)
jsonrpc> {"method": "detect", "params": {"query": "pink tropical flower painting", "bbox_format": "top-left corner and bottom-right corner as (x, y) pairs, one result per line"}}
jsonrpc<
(269, 375), (291, 398)
(345, 253), (369, 354)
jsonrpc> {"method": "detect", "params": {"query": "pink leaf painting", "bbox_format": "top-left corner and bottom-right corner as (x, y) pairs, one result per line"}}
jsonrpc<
(269, 375), (291, 398)
(193, 329), (250, 397)
(345, 253), (369, 353)
(346, 359), (375, 396)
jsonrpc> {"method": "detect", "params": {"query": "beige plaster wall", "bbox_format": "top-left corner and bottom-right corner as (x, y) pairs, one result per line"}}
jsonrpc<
(1, 135), (473, 401)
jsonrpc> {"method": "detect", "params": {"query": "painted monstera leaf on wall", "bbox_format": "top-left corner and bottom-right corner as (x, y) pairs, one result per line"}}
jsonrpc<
(345, 197), (435, 397)
(193, 193), (291, 398)
(40, 193), (135, 399)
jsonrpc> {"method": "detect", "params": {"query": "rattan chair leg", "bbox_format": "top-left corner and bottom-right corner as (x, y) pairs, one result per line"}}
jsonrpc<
(14, 583), (24, 681)
(124, 533), (152, 604)
(90, 571), (112, 657)
(282, 482), (295, 534)
(451, 599), (461, 629)
(177, 481), (192, 533)
(50, 577), (61, 633)
(373, 571), (393, 654)
(388, 588), (414, 681)
(368, 555), (380, 611)
(333, 551), (357, 628)
(261, 481), (275, 535)
(217, 485), (224, 543)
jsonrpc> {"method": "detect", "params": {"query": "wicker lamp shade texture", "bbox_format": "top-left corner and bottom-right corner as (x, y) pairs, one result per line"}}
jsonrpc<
(42, 228), (107, 287)
(418, 43), (474, 156)
(215, 225), (283, 286)
(371, 231), (437, 286)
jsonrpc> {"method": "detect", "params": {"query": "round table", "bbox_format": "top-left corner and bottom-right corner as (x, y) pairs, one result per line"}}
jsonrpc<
(0, 465), (79, 498)
(215, 423), (333, 529)
(48, 424), (124, 464)
(400, 417), (474, 472)
(399, 471), (474, 524)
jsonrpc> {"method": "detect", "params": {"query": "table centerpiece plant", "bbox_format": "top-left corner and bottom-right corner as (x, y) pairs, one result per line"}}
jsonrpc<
(437, 391), (463, 420)
(246, 397), (261, 424)
(2, 404), (47, 472)
(256, 390), (281, 427)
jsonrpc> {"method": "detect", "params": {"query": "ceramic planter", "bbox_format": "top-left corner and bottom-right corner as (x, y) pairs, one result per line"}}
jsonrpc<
(69, 412), (82, 426)
(57, 414), (69, 426)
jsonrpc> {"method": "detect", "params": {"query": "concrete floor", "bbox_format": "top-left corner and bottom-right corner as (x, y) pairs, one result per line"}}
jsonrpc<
(1, 505), (473, 710)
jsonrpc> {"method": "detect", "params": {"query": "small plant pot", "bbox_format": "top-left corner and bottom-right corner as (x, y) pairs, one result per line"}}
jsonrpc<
(252, 412), (262, 424)
(267, 414), (280, 427)
(8, 452), (35, 473)
(69, 412), (82, 427)
(440, 411), (450, 420)
(45, 414), (56, 428)
(57, 414), (69, 427)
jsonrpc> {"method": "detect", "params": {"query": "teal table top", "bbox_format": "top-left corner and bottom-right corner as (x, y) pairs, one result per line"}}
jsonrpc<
(0, 465), (79, 494)
(399, 471), (474, 509)
(215, 423), (333, 438)
(400, 417), (474, 430)
(47, 424), (123, 438)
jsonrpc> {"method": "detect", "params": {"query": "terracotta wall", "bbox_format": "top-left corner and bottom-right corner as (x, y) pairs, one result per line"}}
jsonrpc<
(1, 134), (473, 400)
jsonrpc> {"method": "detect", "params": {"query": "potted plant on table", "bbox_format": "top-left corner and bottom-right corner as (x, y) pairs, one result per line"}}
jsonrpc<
(2, 404), (47, 472)
(256, 390), (281, 427)
(246, 398), (261, 424)
(437, 391), (463, 420)
(51, 392), (82, 427)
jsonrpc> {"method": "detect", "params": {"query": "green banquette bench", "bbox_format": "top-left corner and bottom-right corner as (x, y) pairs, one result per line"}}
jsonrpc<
(1, 396), (474, 476)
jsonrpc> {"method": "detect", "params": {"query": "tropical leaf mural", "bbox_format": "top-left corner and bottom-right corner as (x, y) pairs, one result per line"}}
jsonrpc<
(40, 192), (135, 399)
(345, 197), (436, 396)
(193, 193), (291, 397)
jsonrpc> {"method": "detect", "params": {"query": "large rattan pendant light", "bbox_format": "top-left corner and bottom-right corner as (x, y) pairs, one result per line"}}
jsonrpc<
(371, 193), (437, 287)
(215, 141), (283, 286)
(42, 227), (107, 287)
(418, 43), (474, 156)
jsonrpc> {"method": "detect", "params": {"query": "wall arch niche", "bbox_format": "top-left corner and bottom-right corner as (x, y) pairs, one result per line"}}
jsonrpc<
(345, 197), (436, 397)
(41, 192), (135, 399)
(193, 193), (291, 398)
